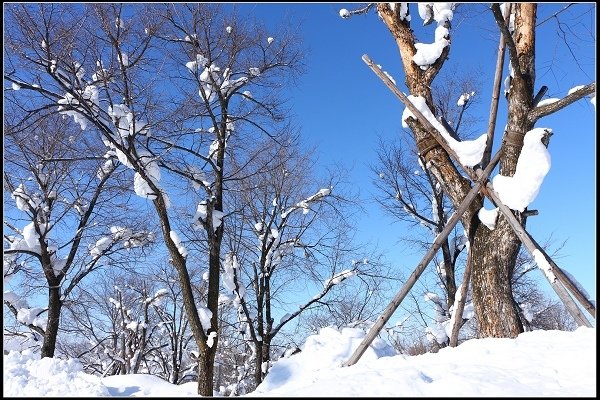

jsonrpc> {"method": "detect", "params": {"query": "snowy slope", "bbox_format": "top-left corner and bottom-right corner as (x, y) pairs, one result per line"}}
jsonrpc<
(3, 327), (596, 397)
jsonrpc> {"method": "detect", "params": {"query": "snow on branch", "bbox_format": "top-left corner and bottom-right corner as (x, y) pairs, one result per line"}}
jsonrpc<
(280, 187), (332, 219)
(491, 128), (552, 212)
(339, 4), (375, 19)
(412, 3), (455, 70)
(402, 95), (487, 167)
(528, 82), (596, 121)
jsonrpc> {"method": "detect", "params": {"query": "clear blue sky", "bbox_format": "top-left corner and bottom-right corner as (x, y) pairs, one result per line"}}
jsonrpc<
(229, 3), (596, 300)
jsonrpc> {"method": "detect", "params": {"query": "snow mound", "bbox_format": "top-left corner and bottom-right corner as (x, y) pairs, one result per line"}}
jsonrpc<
(251, 325), (397, 394)
(250, 327), (595, 397)
(3, 350), (111, 396)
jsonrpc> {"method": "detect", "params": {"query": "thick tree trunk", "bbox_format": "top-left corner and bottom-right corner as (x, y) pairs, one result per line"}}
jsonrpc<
(197, 350), (216, 396)
(41, 284), (61, 358)
(375, 3), (539, 339)
(470, 219), (524, 337)
(254, 341), (263, 386)
(469, 4), (536, 337)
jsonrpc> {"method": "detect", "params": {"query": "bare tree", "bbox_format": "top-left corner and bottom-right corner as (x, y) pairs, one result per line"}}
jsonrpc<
(4, 3), (302, 394)
(341, 3), (595, 337)
(3, 108), (153, 358)
(218, 135), (380, 389)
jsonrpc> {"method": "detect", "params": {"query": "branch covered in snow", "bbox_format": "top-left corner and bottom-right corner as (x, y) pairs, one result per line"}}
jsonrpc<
(528, 82), (595, 121)
(338, 4), (375, 19)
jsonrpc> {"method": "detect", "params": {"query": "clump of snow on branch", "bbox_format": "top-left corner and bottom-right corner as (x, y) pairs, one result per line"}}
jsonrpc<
(532, 249), (556, 283)
(281, 187), (331, 219)
(457, 91), (475, 106)
(339, 9), (350, 19)
(17, 308), (48, 330)
(478, 206), (499, 230)
(402, 95), (487, 167)
(500, 3), (515, 32)
(536, 98), (560, 107)
(107, 103), (150, 138)
(267, 37), (274, 45)
(197, 306), (212, 333)
(207, 331), (218, 348)
(413, 3), (455, 70)
(57, 93), (87, 130)
(567, 85), (585, 95)
(89, 226), (154, 259)
(169, 230), (188, 258)
(133, 152), (161, 200)
(193, 201), (225, 231)
(324, 269), (356, 288)
(492, 128), (551, 212)
(222, 253), (244, 307)
(503, 63), (514, 97)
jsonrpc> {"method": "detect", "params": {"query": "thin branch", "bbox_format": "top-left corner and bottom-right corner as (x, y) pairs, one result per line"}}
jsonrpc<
(528, 82), (595, 121)
(536, 3), (574, 27)
(490, 3), (521, 78)
(481, 3), (510, 168)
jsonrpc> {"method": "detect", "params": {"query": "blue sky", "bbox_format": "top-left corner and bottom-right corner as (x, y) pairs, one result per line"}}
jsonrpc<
(230, 3), (596, 299)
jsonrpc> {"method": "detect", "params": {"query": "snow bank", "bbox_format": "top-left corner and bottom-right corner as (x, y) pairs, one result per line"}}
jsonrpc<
(4, 328), (595, 397)
(251, 325), (396, 395)
(3, 350), (111, 396)
(250, 327), (595, 397)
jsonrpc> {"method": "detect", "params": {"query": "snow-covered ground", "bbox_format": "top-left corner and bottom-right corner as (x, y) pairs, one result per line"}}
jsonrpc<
(3, 326), (596, 397)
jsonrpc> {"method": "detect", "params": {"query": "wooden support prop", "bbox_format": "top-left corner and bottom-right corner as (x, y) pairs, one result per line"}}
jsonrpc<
(449, 251), (472, 347)
(482, 182), (593, 327)
(347, 54), (594, 366)
(343, 148), (504, 367)
(363, 54), (594, 324)
(482, 2), (511, 168)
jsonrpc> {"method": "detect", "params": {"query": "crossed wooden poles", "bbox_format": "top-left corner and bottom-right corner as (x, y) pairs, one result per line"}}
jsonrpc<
(343, 54), (595, 367)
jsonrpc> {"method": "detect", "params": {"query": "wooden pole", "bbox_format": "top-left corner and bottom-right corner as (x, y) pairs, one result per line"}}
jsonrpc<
(364, 54), (594, 325)
(346, 55), (593, 366)
(448, 251), (472, 347)
(481, 2), (511, 168)
(483, 182), (593, 327)
(343, 148), (504, 367)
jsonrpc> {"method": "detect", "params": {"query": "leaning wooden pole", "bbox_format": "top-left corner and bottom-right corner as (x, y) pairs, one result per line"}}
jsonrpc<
(363, 54), (594, 325)
(481, 2), (511, 168)
(448, 252), (472, 347)
(482, 182), (593, 327)
(528, 234), (596, 319)
(449, 10), (511, 346)
(343, 148), (504, 367)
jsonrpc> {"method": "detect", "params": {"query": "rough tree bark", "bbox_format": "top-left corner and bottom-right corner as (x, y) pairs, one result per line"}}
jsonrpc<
(375, 3), (545, 337)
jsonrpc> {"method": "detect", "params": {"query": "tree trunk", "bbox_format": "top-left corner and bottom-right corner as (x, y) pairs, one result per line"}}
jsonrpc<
(440, 240), (457, 311)
(469, 4), (537, 337)
(40, 283), (61, 358)
(254, 341), (263, 386)
(197, 350), (216, 396)
(470, 220), (524, 337)
(375, 3), (540, 339)
(253, 339), (271, 386)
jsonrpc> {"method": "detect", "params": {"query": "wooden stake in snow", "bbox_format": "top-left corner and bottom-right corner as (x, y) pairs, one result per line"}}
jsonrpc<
(343, 148), (503, 367)
(344, 55), (594, 367)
